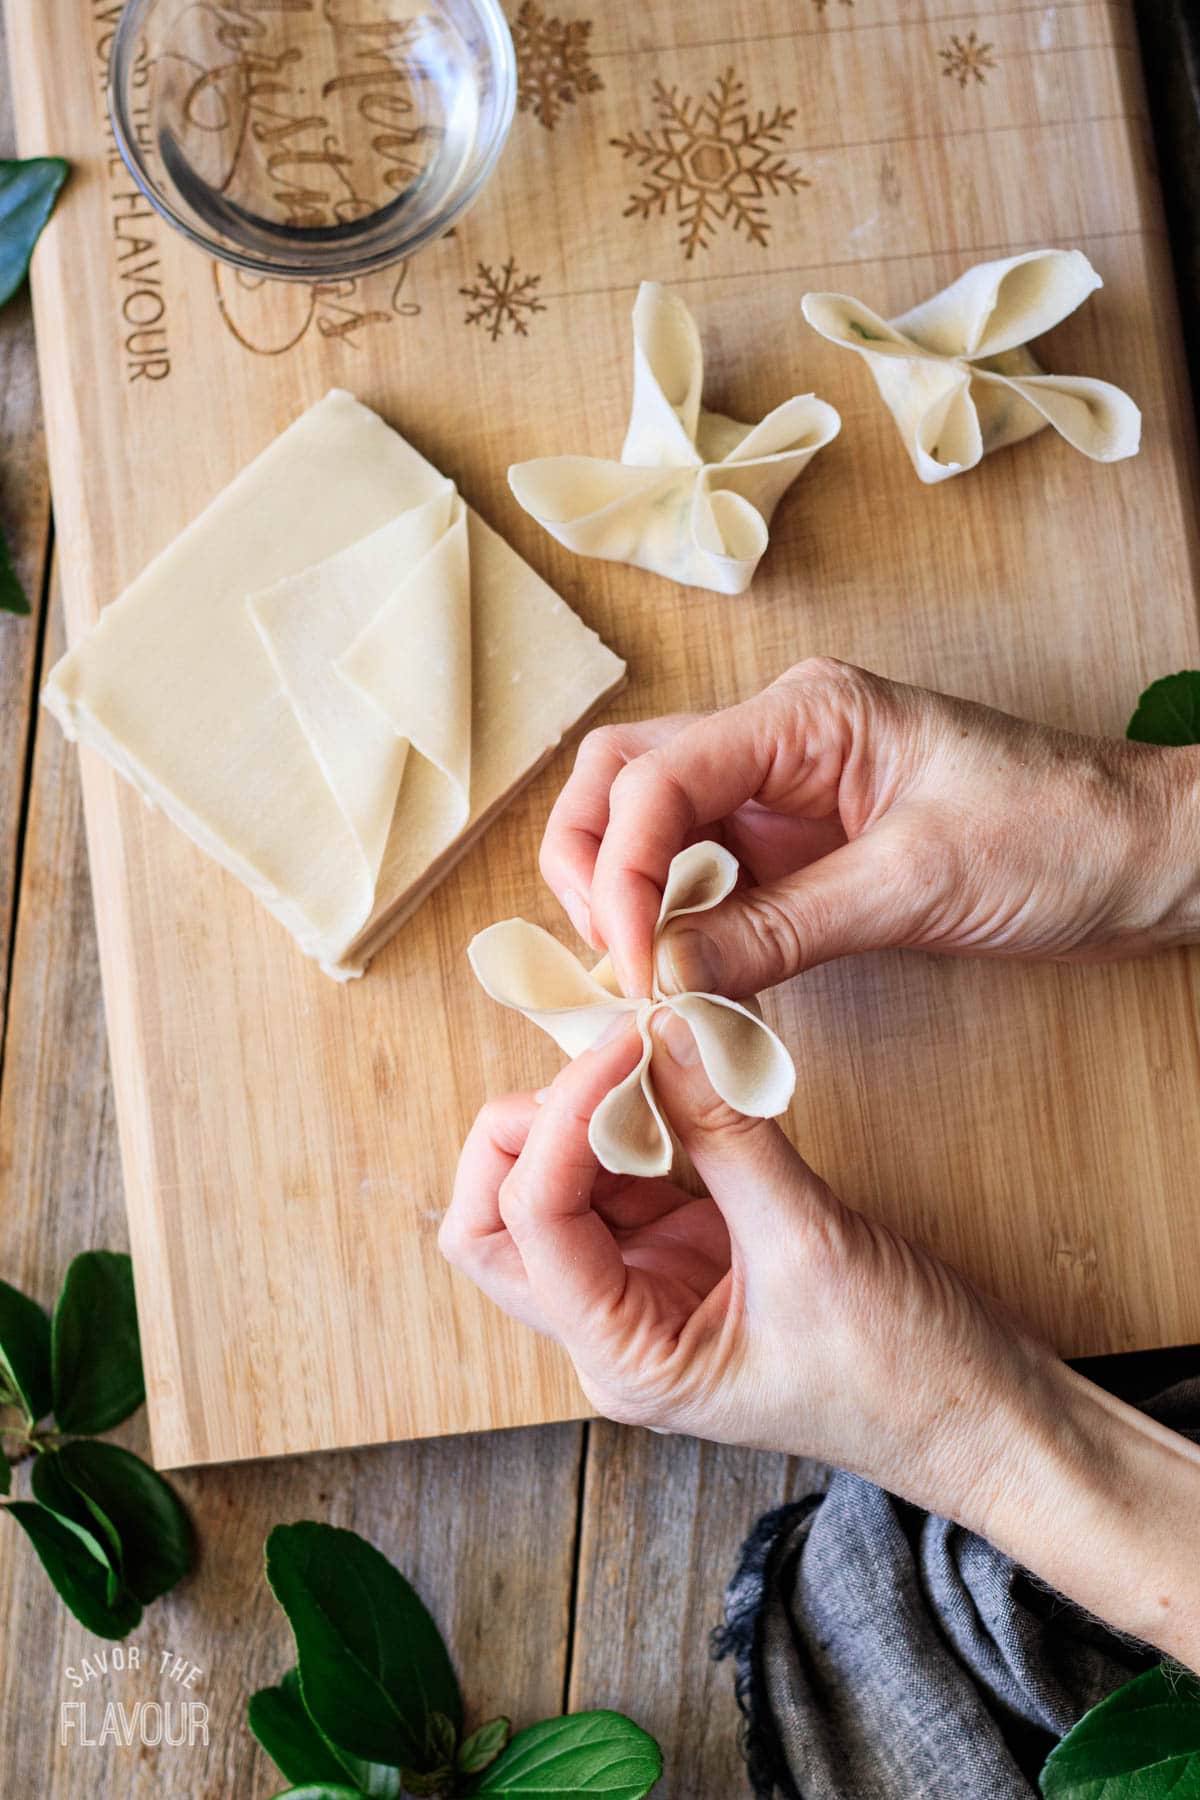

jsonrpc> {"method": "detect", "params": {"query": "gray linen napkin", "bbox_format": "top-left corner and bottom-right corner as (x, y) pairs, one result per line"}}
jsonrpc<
(714, 1376), (1199, 1799)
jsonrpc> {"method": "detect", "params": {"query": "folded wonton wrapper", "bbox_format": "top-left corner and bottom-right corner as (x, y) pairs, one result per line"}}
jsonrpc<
(508, 282), (841, 594)
(801, 249), (1141, 484)
(469, 841), (796, 1178)
(43, 391), (625, 977)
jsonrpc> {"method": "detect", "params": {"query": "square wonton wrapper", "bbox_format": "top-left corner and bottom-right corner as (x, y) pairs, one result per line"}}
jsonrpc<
(43, 390), (626, 978)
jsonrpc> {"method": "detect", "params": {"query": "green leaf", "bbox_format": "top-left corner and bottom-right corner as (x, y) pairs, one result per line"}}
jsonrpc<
(44, 1440), (193, 1603)
(4, 1499), (142, 1637)
(250, 1669), (358, 1789)
(1127, 671), (1200, 747)
(347, 1763), (401, 1799)
(265, 1522), (462, 1772)
(0, 522), (29, 615)
(0, 157), (68, 307)
(0, 1451), (9, 1495)
(30, 1450), (125, 1605)
(52, 1251), (145, 1434)
(1040, 1664), (1200, 1797)
(430, 1712), (458, 1762)
(250, 1667), (401, 1797)
(269, 1788), (365, 1799)
(400, 1770), (453, 1798)
(459, 1717), (511, 1775)
(0, 1277), (52, 1422)
(473, 1712), (662, 1798)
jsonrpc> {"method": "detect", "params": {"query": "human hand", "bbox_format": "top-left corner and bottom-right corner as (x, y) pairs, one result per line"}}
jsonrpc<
(539, 658), (1200, 999)
(443, 1020), (1200, 1667)
(441, 1011), (1052, 1519)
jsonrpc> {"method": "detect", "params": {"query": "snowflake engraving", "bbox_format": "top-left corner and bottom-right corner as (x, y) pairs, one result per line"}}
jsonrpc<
(611, 67), (809, 259)
(460, 258), (547, 339)
(511, 0), (603, 130)
(939, 31), (997, 87)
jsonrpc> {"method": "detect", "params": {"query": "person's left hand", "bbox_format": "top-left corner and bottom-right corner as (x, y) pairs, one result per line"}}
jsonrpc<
(442, 1021), (735, 1414)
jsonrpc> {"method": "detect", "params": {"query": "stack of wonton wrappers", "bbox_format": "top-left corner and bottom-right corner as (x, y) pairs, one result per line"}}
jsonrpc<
(43, 391), (626, 977)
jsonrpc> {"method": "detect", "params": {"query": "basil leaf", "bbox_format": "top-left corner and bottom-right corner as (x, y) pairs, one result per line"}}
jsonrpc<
(269, 1789), (365, 1799)
(250, 1667), (400, 1796)
(250, 1668), (360, 1789)
(0, 522), (29, 615)
(473, 1711), (662, 1797)
(265, 1521), (462, 1771)
(0, 157), (68, 307)
(400, 1770), (454, 1798)
(459, 1716), (511, 1775)
(338, 1757), (401, 1797)
(52, 1250), (145, 1434)
(30, 1449), (126, 1604)
(4, 1499), (142, 1637)
(430, 1712), (458, 1762)
(49, 1440), (193, 1603)
(1040, 1664), (1200, 1797)
(0, 1277), (52, 1422)
(1127, 671), (1200, 746)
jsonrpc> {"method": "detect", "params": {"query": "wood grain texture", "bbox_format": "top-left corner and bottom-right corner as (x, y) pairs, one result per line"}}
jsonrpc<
(7, 0), (1200, 1470)
(0, 587), (585, 1797)
(570, 1427), (820, 1800)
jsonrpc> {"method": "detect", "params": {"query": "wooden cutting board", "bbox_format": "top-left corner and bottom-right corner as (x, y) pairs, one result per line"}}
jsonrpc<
(8, 0), (1200, 1469)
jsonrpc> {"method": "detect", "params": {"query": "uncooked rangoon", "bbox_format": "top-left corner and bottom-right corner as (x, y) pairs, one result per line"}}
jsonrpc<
(469, 841), (796, 1177)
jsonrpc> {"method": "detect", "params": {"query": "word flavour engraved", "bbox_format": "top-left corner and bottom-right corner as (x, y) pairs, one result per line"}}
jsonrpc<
(94, 0), (173, 381)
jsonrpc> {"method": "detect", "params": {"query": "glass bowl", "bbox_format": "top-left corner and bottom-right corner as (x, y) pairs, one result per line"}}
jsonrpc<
(108, 0), (516, 280)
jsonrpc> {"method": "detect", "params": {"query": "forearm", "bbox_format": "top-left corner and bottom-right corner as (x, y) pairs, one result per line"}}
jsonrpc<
(968, 1356), (1200, 1667)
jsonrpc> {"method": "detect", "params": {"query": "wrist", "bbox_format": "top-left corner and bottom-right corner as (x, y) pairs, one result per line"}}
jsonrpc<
(968, 1356), (1200, 1666)
(1118, 740), (1200, 951)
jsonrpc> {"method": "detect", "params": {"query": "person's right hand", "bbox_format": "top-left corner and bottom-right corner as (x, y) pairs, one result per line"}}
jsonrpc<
(443, 1006), (1200, 1671)
(540, 658), (1200, 1000)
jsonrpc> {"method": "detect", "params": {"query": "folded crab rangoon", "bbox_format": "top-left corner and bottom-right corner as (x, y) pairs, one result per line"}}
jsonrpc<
(469, 841), (796, 1178)
(43, 390), (626, 978)
(802, 249), (1141, 484)
(509, 282), (841, 595)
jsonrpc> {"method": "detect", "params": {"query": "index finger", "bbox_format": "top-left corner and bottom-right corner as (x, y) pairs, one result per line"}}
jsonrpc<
(591, 698), (785, 995)
(497, 1019), (644, 1340)
(539, 716), (696, 949)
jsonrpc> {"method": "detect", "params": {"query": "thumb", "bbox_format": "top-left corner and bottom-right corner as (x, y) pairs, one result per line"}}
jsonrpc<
(649, 1010), (826, 1253)
(655, 830), (910, 998)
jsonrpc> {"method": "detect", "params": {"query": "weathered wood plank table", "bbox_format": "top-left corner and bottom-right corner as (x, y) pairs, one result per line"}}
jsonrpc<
(1, 3), (1197, 1795)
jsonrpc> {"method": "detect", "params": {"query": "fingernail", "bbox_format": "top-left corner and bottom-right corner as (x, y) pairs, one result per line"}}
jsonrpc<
(534, 1087), (550, 1104)
(653, 1007), (698, 1066)
(562, 888), (591, 944)
(656, 926), (720, 997)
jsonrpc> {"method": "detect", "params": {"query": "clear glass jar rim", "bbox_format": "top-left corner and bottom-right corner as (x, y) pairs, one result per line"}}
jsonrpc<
(106, 0), (518, 281)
